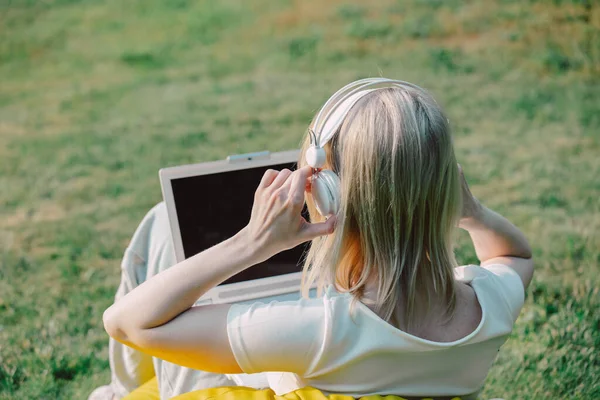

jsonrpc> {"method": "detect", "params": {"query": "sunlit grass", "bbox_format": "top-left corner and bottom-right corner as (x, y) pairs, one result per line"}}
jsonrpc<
(0, 0), (598, 398)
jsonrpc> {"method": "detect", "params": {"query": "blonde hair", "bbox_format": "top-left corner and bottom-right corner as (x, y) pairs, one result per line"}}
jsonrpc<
(299, 85), (462, 333)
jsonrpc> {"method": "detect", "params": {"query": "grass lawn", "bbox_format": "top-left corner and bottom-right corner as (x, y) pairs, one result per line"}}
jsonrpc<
(0, 0), (598, 398)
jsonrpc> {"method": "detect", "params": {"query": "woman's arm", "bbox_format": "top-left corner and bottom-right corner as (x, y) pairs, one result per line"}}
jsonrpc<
(102, 229), (256, 372)
(460, 206), (532, 262)
(458, 165), (534, 289)
(103, 166), (335, 373)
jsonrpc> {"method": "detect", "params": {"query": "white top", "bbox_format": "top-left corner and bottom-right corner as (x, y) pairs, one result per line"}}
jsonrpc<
(227, 264), (525, 398)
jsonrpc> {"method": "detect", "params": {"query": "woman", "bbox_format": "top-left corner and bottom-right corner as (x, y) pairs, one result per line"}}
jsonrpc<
(102, 79), (533, 400)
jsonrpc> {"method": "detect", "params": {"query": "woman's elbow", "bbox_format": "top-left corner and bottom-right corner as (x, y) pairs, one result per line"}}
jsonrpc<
(103, 305), (129, 343)
(103, 305), (155, 351)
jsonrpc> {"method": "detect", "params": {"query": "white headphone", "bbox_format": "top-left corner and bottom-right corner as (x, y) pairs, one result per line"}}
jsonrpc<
(306, 77), (428, 217)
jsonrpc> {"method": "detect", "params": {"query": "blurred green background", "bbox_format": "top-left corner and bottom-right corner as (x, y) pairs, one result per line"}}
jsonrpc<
(0, 0), (598, 398)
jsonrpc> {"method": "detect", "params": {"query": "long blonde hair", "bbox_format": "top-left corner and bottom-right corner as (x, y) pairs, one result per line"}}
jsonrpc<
(299, 85), (462, 333)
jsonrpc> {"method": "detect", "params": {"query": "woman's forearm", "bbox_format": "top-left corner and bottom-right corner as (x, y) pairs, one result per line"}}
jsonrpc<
(460, 206), (532, 263)
(103, 227), (263, 341)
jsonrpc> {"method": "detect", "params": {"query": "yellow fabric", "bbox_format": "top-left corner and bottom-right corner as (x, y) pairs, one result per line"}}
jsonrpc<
(122, 377), (160, 400)
(171, 386), (462, 400)
(122, 379), (462, 400)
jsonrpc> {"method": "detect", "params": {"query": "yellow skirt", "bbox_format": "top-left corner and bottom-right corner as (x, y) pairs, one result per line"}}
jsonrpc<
(122, 377), (462, 400)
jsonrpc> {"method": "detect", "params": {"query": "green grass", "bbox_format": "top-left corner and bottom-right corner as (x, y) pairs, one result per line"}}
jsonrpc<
(0, 0), (599, 398)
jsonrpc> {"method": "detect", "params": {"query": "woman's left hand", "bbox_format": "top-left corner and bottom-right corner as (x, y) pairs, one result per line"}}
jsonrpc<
(245, 166), (336, 261)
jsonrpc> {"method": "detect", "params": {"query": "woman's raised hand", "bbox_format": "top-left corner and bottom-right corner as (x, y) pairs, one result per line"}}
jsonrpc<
(245, 166), (336, 260)
(458, 164), (483, 229)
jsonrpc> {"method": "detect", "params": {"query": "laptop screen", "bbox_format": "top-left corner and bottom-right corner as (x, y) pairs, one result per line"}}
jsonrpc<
(170, 162), (309, 286)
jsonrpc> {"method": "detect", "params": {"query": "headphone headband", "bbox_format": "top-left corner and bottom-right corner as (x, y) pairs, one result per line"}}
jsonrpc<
(306, 78), (432, 217)
(310, 78), (425, 147)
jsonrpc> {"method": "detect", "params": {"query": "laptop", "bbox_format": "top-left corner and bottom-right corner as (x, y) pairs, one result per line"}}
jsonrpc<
(159, 149), (312, 305)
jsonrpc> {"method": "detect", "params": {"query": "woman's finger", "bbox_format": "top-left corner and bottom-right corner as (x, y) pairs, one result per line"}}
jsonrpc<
(286, 166), (312, 201)
(269, 169), (293, 191)
(299, 215), (336, 241)
(259, 169), (280, 189)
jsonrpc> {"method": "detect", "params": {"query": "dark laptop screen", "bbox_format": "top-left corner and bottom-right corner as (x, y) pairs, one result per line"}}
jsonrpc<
(170, 162), (309, 286)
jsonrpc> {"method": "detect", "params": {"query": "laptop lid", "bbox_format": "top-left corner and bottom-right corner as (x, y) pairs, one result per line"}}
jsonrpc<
(159, 150), (309, 303)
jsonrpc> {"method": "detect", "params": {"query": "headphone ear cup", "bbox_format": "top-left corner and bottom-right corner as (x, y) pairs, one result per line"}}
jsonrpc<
(311, 170), (341, 217)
